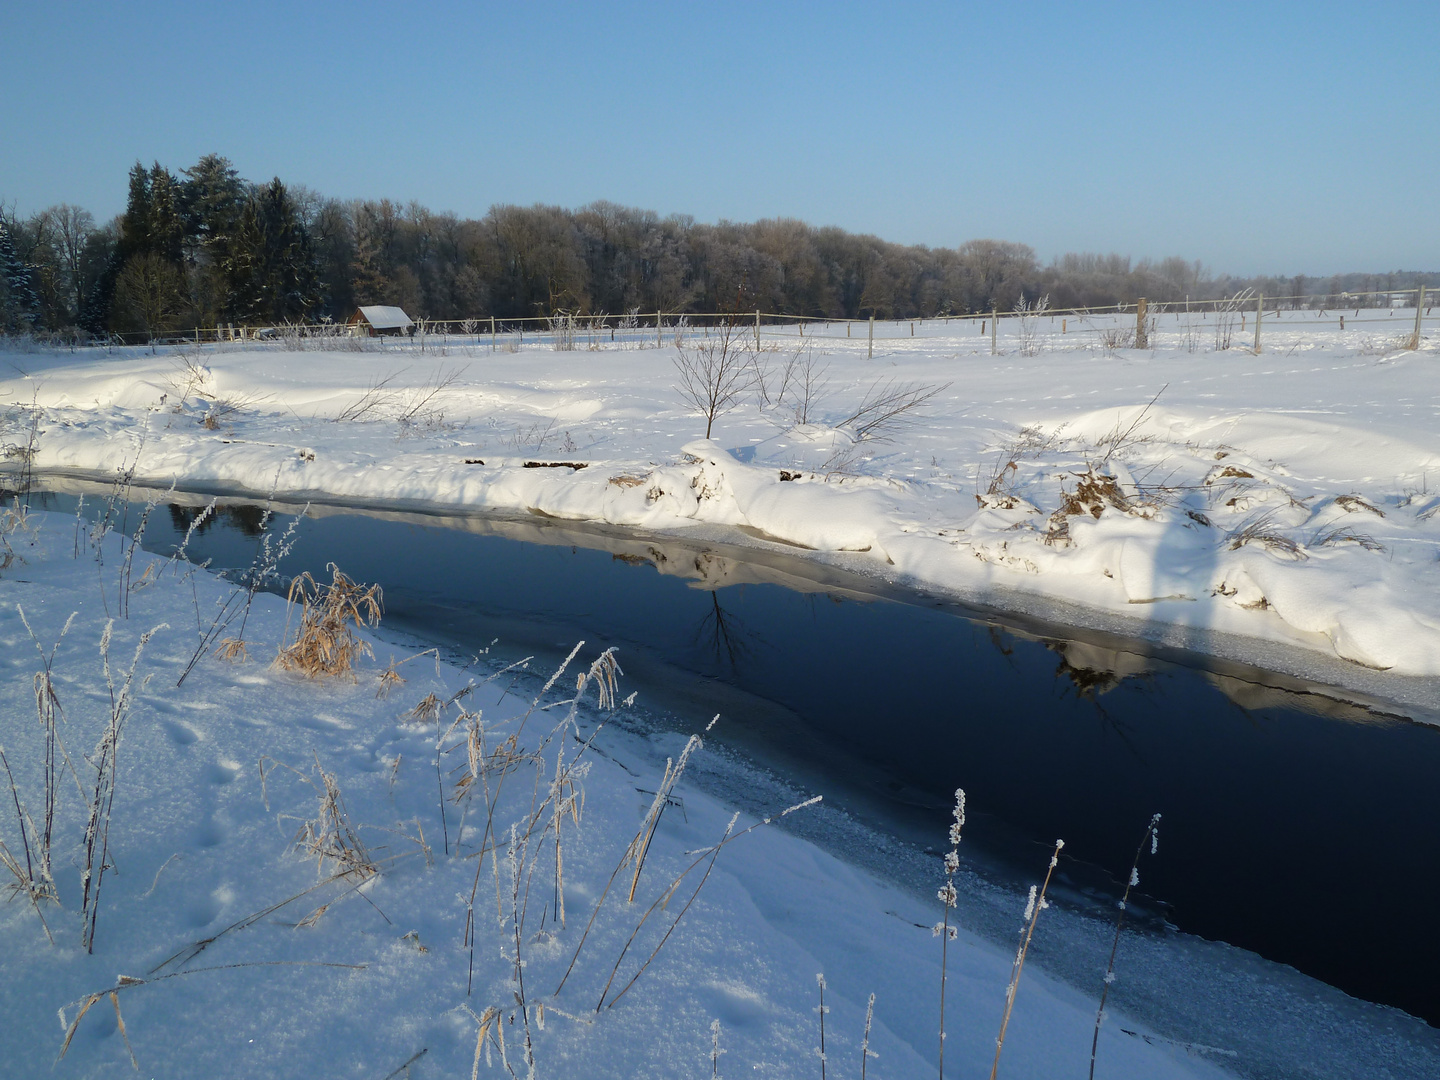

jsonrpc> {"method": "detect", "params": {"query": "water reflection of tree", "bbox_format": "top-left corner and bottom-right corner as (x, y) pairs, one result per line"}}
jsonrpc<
(167, 502), (272, 539)
(693, 590), (760, 671)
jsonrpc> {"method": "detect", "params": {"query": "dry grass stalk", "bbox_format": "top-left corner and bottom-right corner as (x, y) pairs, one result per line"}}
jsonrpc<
(1089, 815), (1161, 1080)
(1335, 494), (1384, 517)
(935, 788), (966, 1079)
(990, 839), (1064, 1080)
(1226, 514), (1307, 559)
(0, 609), (81, 941)
(628, 727), (707, 902)
(292, 758), (378, 880)
(274, 563), (382, 679)
(816, 972), (829, 1079)
(178, 501), (305, 686)
(215, 636), (249, 662)
(589, 795), (822, 1012)
(81, 621), (165, 953)
(59, 959), (367, 1069)
(861, 992), (877, 1079)
(406, 692), (443, 724)
(1313, 526), (1384, 552)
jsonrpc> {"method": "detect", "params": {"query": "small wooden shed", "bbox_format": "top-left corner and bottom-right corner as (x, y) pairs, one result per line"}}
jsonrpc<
(347, 305), (414, 336)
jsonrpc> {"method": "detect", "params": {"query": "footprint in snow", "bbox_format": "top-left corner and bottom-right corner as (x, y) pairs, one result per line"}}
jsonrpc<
(161, 719), (200, 746)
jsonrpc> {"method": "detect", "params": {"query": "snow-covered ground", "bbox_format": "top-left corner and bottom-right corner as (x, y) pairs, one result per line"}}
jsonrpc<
(4, 319), (1440, 1078)
(2, 313), (1436, 688)
(0, 509), (1237, 1079)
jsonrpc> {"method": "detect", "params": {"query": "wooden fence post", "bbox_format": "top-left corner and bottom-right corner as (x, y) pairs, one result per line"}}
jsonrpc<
(1412, 285), (1427, 350)
(1254, 293), (1263, 354)
(991, 308), (997, 355)
(755, 309), (761, 351)
(490, 315), (496, 351)
(1135, 297), (1148, 349)
(657, 311), (663, 346)
(868, 314), (874, 358)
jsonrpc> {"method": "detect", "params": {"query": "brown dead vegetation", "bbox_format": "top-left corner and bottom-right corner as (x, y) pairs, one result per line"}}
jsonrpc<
(274, 564), (382, 679)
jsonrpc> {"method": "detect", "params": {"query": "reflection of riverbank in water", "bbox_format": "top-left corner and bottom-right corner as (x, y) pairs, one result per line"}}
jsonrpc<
(35, 472), (1440, 727)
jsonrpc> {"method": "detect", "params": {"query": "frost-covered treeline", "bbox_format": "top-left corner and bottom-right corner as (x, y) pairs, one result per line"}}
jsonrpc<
(3, 154), (1437, 338)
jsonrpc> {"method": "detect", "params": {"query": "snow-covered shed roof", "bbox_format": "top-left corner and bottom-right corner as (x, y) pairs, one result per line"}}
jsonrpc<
(352, 305), (414, 330)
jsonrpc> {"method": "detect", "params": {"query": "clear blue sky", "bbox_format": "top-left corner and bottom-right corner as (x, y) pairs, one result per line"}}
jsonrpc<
(3, 0), (1436, 276)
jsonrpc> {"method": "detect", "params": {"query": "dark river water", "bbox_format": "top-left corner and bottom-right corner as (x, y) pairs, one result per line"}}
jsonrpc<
(42, 489), (1440, 1027)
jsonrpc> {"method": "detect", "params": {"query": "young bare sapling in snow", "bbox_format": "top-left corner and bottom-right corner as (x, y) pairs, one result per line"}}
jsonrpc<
(673, 319), (758, 439)
(1089, 814), (1161, 1080)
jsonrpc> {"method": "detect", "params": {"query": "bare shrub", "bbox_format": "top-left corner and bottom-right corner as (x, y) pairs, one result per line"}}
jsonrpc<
(548, 311), (579, 351)
(837, 378), (950, 442)
(1015, 293), (1050, 356)
(274, 564), (383, 679)
(1213, 289), (1254, 351)
(978, 424), (1060, 508)
(395, 364), (466, 434)
(1098, 326), (1135, 352)
(773, 346), (830, 426)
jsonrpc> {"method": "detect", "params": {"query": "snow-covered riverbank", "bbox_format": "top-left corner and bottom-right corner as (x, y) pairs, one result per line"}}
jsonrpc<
(3, 318), (1436, 682)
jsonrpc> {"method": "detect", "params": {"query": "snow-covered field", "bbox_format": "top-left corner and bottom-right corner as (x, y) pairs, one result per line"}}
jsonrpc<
(2, 313), (1437, 686)
(3, 319), (1439, 1078)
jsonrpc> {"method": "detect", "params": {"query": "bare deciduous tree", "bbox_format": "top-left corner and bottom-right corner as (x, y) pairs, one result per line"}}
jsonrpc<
(112, 253), (186, 346)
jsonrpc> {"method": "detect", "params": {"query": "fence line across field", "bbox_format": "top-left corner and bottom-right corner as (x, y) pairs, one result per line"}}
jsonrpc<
(77, 284), (1437, 349)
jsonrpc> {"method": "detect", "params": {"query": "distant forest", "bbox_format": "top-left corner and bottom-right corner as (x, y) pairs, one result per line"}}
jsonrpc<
(2, 154), (1436, 338)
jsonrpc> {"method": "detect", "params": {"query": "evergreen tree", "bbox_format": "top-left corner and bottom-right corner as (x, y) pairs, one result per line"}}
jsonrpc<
(182, 154), (245, 258)
(224, 179), (320, 323)
(77, 223), (118, 335)
(0, 219), (40, 333)
(147, 164), (185, 266)
(116, 162), (151, 264)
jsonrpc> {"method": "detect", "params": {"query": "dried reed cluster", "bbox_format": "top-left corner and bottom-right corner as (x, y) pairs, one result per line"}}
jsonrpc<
(274, 563), (382, 678)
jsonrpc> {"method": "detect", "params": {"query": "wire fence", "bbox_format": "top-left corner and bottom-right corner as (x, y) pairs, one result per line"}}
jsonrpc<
(15, 286), (1436, 353)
